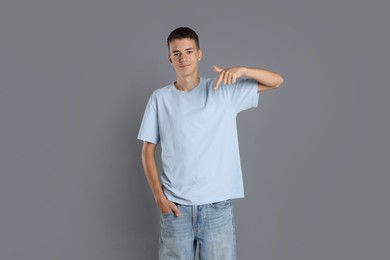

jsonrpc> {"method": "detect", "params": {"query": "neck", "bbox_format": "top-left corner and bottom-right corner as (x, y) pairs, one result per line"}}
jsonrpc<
(175, 73), (200, 92)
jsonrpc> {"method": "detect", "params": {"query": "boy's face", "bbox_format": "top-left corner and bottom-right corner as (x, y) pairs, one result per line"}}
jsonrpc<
(168, 38), (202, 78)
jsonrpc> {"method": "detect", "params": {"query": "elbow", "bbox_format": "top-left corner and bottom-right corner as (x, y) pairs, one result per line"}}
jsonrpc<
(275, 75), (284, 88)
(141, 150), (152, 162)
(141, 151), (147, 162)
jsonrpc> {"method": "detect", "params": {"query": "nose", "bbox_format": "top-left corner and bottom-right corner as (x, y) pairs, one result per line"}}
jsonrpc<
(179, 53), (188, 63)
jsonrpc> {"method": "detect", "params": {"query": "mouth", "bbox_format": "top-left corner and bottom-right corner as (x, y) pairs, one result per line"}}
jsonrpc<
(179, 64), (191, 68)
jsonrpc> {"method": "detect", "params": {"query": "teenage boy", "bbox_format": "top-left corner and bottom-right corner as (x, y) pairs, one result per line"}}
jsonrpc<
(137, 27), (284, 260)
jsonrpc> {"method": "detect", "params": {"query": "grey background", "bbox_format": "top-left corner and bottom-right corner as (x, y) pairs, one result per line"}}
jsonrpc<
(0, 0), (389, 259)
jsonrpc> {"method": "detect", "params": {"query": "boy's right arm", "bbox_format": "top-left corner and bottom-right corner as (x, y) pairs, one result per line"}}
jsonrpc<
(141, 141), (181, 216)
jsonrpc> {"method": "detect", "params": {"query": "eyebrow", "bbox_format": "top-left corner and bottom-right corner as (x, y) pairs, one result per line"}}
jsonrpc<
(171, 48), (194, 53)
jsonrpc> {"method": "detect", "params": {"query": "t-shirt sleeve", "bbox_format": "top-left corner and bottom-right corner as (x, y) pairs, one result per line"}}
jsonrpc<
(227, 78), (260, 114)
(137, 92), (160, 144)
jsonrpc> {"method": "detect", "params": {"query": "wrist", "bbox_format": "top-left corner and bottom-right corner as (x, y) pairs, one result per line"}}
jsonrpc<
(239, 66), (248, 77)
(154, 192), (166, 202)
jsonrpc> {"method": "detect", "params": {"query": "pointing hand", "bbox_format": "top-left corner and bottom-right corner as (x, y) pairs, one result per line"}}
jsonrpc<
(213, 65), (245, 90)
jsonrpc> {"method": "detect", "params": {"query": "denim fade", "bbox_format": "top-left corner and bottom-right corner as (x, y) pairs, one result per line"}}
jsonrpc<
(159, 200), (236, 260)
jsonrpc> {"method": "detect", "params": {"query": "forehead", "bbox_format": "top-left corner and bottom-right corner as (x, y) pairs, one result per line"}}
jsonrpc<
(169, 38), (198, 52)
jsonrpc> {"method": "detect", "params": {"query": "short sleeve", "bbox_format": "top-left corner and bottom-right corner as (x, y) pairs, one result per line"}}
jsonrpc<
(228, 78), (260, 114)
(137, 93), (160, 144)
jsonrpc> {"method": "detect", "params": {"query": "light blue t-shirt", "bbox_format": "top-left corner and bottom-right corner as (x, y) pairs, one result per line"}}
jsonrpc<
(137, 77), (260, 205)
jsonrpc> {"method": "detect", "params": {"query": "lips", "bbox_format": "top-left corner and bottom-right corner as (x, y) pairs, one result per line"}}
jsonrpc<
(179, 64), (191, 68)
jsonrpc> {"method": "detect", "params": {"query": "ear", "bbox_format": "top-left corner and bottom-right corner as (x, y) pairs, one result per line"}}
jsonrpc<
(168, 54), (172, 64)
(198, 49), (202, 61)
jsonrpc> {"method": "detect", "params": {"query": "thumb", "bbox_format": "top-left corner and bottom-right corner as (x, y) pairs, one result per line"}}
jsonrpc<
(213, 65), (223, 73)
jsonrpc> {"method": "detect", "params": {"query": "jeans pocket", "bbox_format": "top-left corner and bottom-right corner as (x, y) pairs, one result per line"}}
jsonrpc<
(210, 200), (231, 209)
(160, 211), (174, 217)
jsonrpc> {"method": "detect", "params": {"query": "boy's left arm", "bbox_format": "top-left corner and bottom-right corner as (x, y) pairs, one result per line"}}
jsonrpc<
(213, 65), (284, 92)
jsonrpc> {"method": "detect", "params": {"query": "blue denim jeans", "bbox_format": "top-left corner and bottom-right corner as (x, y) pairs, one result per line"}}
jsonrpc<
(159, 200), (236, 260)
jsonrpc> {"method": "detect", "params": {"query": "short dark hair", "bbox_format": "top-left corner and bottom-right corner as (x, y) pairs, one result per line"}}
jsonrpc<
(167, 27), (200, 51)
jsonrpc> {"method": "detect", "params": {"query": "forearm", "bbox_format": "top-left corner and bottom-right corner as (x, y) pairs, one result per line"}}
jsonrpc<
(241, 67), (284, 88)
(141, 148), (180, 215)
(141, 153), (165, 201)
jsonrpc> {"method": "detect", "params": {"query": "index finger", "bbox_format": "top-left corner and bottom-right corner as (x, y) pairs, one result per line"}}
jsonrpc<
(214, 71), (224, 90)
